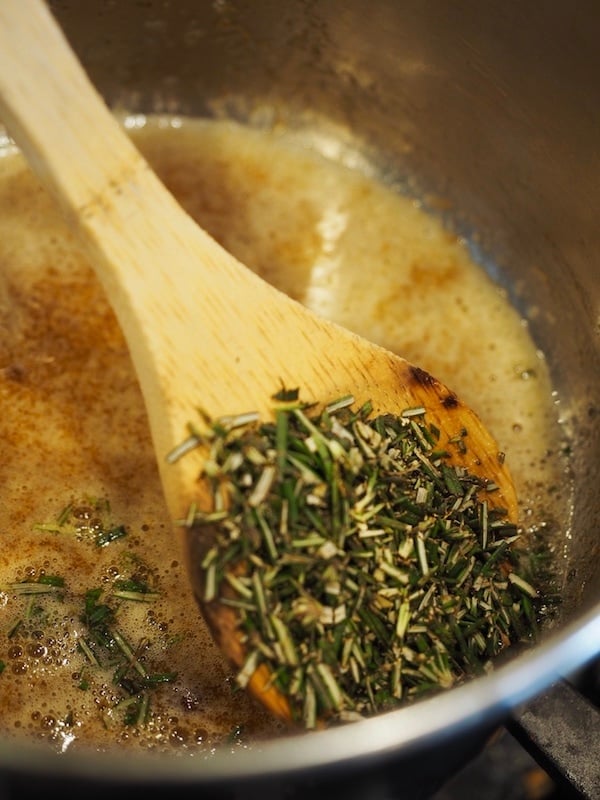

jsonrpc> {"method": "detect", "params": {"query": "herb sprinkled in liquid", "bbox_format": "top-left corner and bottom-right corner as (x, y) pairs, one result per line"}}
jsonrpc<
(2, 499), (177, 730)
(177, 389), (539, 729)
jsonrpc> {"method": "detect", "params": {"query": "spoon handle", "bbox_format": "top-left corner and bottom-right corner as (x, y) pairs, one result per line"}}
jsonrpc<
(0, 2), (139, 216)
(0, 0), (283, 512)
(0, 0), (241, 314)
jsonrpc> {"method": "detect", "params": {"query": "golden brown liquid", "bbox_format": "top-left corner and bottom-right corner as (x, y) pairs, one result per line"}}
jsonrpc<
(0, 117), (569, 755)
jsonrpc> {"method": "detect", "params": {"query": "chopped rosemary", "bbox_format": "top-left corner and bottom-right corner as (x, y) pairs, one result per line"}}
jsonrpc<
(34, 497), (128, 548)
(181, 389), (539, 728)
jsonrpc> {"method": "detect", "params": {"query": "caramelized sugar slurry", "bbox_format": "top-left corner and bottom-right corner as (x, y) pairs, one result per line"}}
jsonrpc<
(0, 117), (570, 754)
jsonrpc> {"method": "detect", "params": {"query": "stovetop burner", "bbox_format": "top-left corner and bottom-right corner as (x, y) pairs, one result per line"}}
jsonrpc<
(434, 655), (600, 800)
(433, 728), (577, 800)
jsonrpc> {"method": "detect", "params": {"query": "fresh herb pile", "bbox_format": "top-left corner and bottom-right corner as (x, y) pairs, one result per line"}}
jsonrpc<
(179, 390), (538, 728)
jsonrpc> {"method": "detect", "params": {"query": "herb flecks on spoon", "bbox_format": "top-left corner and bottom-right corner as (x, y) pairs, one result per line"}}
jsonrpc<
(178, 390), (538, 729)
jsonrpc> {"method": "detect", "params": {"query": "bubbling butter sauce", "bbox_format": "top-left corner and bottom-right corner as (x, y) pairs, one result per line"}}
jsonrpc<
(0, 117), (570, 755)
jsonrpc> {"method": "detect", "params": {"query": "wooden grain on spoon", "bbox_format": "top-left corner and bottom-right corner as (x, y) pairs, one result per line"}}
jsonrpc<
(0, 0), (518, 724)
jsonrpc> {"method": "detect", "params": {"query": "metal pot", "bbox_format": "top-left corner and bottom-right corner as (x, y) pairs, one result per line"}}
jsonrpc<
(1, 1), (599, 797)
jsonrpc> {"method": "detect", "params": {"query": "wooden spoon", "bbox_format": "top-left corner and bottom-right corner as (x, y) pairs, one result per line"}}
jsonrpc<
(0, 0), (517, 724)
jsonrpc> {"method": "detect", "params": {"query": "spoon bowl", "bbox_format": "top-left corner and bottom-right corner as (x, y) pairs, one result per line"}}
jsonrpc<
(0, 0), (517, 723)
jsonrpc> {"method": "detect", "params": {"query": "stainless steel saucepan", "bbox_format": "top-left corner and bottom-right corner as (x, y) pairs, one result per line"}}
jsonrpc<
(1, 1), (598, 797)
